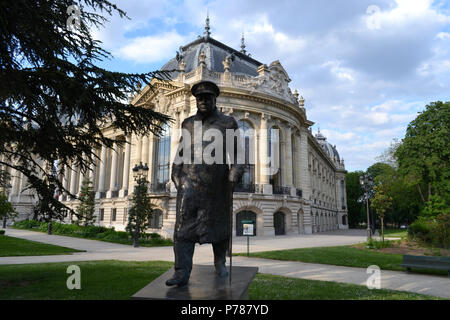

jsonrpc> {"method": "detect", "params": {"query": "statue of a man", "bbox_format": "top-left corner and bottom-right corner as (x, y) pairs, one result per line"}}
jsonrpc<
(166, 81), (244, 287)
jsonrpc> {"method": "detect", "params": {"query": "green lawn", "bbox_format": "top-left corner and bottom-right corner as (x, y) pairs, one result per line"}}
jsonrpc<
(0, 260), (442, 300)
(250, 274), (443, 300)
(0, 235), (85, 257)
(235, 245), (448, 276)
(383, 228), (408, 238)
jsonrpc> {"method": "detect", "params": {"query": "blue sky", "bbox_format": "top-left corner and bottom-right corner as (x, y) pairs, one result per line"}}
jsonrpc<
(90, 0), (450, 172)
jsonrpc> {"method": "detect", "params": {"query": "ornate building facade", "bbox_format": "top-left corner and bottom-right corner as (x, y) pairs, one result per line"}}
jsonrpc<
(5, 26), (348, 237)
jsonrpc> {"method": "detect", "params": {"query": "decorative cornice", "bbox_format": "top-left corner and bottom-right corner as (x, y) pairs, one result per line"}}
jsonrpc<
(219, 89), (308, 127)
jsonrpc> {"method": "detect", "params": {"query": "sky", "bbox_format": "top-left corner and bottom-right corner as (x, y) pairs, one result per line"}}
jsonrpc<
(89, 0), (450, 172)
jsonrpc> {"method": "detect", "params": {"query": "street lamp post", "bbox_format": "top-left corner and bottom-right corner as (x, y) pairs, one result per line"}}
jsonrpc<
(132, 162), (149, 248)
(360, 174), (373, 241)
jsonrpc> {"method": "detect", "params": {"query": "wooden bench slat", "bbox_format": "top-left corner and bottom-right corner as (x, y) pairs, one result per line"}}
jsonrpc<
(401, 255), (450, 277)
(400, 263), (448, 270)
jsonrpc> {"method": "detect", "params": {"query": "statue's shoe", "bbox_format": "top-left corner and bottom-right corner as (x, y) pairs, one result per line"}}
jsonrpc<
(165, 276), (189, 287)
(215, 264), (228, 278)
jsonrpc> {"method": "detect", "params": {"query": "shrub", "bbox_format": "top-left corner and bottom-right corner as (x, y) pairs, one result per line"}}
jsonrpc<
(0, 230), (5, 235)
(430, 213), (450, 249)
(408, 218), (432, 243)
(11, 218), (172, 246)
(13, 220), (42, 229)
(148, 233), (161, 240)
(99, 230), (129, 241)
(81, 225), (109, 238)
(366, 238), (395, 250)
(39, 222), (49, 233)
(95, 229), (116, 240)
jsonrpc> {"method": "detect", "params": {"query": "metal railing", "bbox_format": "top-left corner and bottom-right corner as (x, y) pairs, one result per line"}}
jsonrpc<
(273, 186), (291, 195)
(234, 183), (255, 193)
(149, 182), (169, 193)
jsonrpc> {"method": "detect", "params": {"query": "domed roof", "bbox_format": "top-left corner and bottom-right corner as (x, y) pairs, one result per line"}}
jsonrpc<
(161, 36), (263, 79)
(315, 130), (340, 161)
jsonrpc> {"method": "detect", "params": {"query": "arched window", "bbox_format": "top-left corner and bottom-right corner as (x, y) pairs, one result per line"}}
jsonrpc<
(237, 120), (255, 191)
(149, 209), (163, 229)
(153, 123), (171, 191)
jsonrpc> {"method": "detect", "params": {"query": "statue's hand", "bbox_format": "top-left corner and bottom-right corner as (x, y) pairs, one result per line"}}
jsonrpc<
(228, 169), (240, 183)
(172, 176), (180, 190)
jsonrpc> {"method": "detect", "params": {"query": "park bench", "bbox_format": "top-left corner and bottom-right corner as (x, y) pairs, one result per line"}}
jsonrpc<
(400, 255), (450, 277)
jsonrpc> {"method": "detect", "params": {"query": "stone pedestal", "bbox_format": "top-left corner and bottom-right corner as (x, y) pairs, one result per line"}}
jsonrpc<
(131, 265), (258, 300)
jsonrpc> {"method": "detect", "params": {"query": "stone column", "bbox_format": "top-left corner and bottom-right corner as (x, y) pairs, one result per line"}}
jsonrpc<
(299, 129), (313, 233)
(259, 114), (272, 194)
(147, 135), (154, 182)
(11, 168), (20, 198)
(63, 164), (70, 196)
(78, 161), (85, 195)
(17, 172), (27, 202)
(136, 136), (143, 163)
(89, 158), (96, 185)
(284, 125), (294, 195)
(295, 134), (301, 189)
(107, 142), (119, 198)
(96, 145), (107, 199)
(69, 164), (78, 199)
(142, 136), (149, 166)
(119, 135), (131, 197)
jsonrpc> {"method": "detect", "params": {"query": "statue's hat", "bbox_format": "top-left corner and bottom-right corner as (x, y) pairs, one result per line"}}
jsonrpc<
(191, 81), (220, 98)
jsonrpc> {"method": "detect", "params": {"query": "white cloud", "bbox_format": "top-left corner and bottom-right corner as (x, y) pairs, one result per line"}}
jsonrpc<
(436, 32), (450, 40)
(116, 31), (190, 63)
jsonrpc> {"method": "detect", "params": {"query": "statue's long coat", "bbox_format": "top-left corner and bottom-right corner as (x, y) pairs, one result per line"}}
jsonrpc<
(171, 109), (244, 244)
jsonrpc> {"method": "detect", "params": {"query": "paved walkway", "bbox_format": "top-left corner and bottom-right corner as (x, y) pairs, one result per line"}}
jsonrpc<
(1, 228), (449, 298)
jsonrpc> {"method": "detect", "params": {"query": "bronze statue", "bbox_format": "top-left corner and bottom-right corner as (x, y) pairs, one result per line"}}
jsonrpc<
(166, 81), (244, 287)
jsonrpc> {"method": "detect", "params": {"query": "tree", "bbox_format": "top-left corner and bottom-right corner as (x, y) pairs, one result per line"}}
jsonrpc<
(370, 184), (392, 242)
(0, 1), (172, 222)
(367, 161), (421, 228)
(395, 101), (450, 212)
(76, 176), (95, 226)
(126, 178), (153, 247)
(346, 171), (366, 228)
(367, 162), (393, 181)
(0, 192), (16, 227)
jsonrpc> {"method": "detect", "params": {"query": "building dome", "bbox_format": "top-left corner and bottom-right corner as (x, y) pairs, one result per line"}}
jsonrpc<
(315, 131), (340, 162)
(161, 37), (263, 79)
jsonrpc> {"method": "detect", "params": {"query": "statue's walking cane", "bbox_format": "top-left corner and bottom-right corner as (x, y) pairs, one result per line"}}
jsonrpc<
(229, 181), (234, 286)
